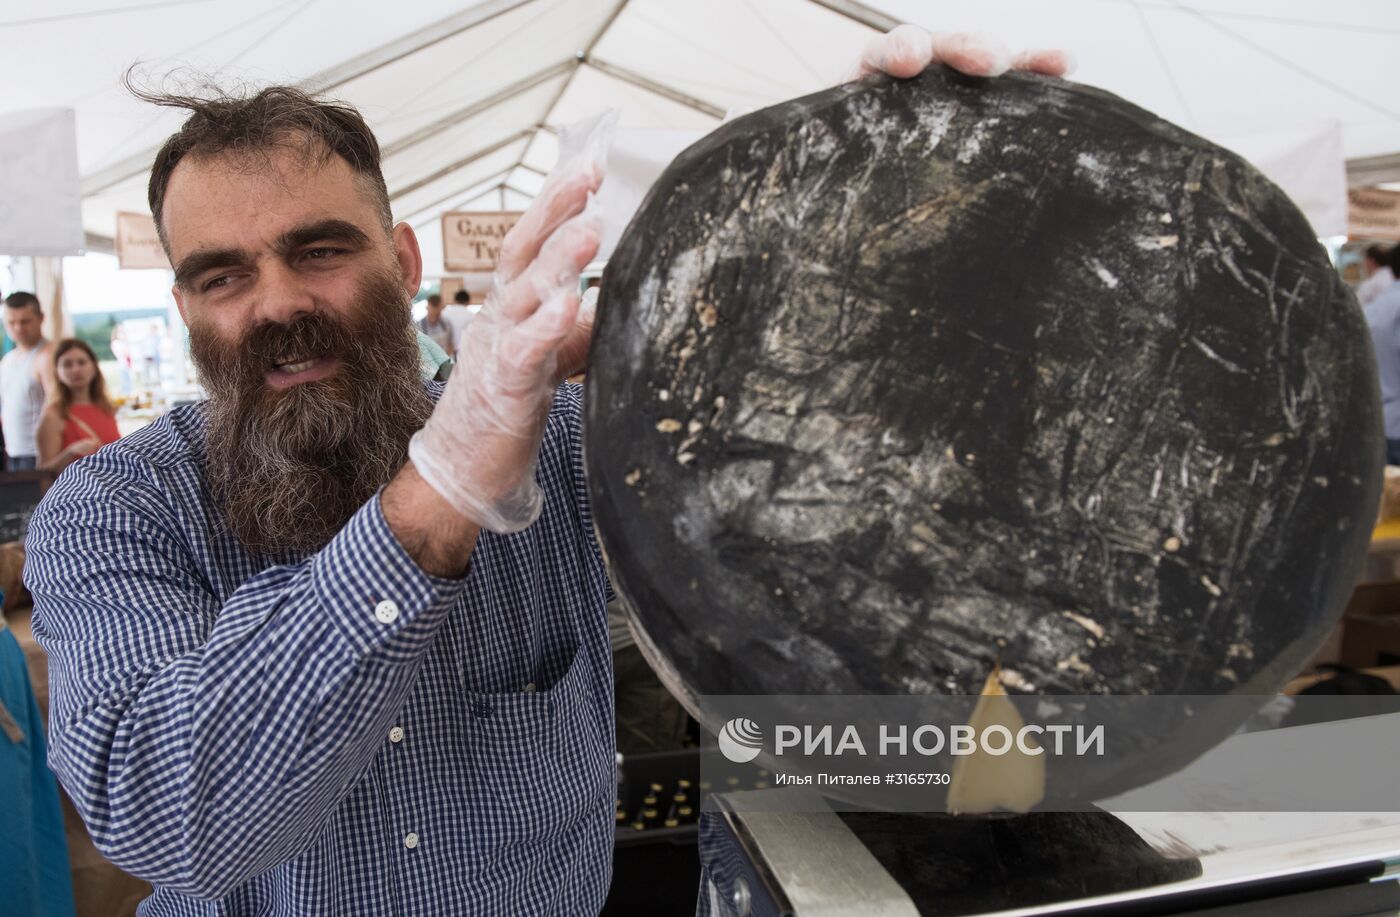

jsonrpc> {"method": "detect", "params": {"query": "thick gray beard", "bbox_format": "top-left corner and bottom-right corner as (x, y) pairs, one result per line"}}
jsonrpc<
(200, 311), (432, 555)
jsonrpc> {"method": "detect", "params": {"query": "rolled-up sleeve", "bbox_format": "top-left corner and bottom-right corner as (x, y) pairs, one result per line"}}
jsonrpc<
(25, 451), (465, 899)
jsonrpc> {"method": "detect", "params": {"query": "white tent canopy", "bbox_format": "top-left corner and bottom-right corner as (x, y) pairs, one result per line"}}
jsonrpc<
(6, 0), (1399, 275)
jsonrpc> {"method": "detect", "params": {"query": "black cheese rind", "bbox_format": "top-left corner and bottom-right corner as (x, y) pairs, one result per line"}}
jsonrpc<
(585, 67), (1381, 802)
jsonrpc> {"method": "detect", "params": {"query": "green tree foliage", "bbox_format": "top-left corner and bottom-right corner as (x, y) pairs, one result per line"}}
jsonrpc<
(74, 314), (118, 361)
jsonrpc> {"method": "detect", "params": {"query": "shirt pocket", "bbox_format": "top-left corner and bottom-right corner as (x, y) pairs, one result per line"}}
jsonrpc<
(459, 643), (612, 848)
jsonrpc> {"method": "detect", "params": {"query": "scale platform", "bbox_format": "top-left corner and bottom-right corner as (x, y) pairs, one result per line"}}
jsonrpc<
(696, 714), (1400, 916)
(698, 799), (1400, 917)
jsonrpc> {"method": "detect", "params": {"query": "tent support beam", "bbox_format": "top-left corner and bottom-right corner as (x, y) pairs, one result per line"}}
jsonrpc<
(1348, 153), (1400, 188)
(584, 56), (725, 119)
(504, 0), (633, 198)
(389, 129), (533, 202)
(406, 167), (518, 227)
(804, 0), (898, 33)
(307, 0), (542, 93)
(83, 232), (116, 256)
(380, 58), (576, 158)
(81, 0), (541, 197)
(381, 58), (578, 159)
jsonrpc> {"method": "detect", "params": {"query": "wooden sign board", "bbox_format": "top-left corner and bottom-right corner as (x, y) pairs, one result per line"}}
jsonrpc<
(439, 276), (466, 305)
(1348, 189), (1400, 242)
(442, 211), (521, 272)
(116, 211), (171, 269)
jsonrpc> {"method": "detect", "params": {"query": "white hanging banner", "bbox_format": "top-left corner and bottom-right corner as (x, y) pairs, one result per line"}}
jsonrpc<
(116, 212), (171, 269)
(1218, 121), (1347, 238)
(597, 128), (703, 262)
(0, 108), (84, 257)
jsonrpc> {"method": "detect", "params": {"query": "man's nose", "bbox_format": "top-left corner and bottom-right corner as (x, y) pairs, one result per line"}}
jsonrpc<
(252, 260), (317, 326)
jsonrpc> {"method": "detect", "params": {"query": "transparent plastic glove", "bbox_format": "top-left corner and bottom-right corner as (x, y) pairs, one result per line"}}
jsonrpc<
(842, 23), (1074, 82)
(408, 111), (617, 533)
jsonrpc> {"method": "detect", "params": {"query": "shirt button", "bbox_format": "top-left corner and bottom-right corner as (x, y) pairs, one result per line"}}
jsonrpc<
(389, 726), (404, 744)
(524, 682), (536, 693)
(374, 600), (400, 625)
(404, 832), (419, 850)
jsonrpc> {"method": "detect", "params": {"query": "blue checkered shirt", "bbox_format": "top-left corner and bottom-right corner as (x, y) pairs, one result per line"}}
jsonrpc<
(26, 383), (617, 915)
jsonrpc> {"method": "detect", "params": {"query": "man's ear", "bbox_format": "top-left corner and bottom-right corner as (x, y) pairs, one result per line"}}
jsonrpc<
(172, 288), (191, 331)
(392, 223), (423, 300)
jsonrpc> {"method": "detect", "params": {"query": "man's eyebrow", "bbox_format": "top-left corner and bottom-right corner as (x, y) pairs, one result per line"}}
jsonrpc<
(276, 219), (373, 254)
(173, 248), (250, 290)
(172, 220), (374, 291)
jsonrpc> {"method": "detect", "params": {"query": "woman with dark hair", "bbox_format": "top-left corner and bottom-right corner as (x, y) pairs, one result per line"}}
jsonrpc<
(36, 338), (121, 473)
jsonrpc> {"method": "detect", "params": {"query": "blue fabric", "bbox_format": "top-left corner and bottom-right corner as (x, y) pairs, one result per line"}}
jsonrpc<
(415, 330), (451, 382)
(1388, 439), (1400, 467)
(0, 624), (77, 917)
(26, 383), (616, 916)
(1364, 284), (1400, 441)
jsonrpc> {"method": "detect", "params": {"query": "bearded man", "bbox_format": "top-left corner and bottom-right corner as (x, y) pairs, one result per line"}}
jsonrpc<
(25, 26), (1068, 916)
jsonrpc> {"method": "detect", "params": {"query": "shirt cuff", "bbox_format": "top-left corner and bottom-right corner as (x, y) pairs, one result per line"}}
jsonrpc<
(312, 492), (467, 658)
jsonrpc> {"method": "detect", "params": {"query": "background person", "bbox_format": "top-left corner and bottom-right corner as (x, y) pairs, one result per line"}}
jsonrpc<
(36, 340), (121, 473)
(417, 293), (454, 356)
(1363, 246), (1400, 465)
(1358, 243), (1395, 306)
(1, 293), (57, 471)
(0, 598), (77, 917)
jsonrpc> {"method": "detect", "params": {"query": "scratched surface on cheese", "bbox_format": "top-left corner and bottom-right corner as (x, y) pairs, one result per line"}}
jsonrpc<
(585, 68), (1381, 802)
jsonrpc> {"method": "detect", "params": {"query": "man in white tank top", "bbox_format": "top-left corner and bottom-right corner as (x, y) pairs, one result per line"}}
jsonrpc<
(1, 293), (56, 471)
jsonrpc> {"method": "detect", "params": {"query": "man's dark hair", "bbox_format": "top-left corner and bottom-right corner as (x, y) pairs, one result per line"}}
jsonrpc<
(1366, 244), (1391, 267)
(130, 79), (393, 249)
(453, 289), (470, 304)
(3, 292), (41, 314)
(426, 294), (442, 307)
(1391, 245), (1400, 275)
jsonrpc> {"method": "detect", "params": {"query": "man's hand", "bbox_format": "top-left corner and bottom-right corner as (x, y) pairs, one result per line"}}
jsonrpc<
(553, 285), (599, 382)
(402, 116), (609, 541)
(845, 23), (1073, 82)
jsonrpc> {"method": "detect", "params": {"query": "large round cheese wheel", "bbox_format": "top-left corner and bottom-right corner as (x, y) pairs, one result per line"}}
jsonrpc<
(584, 67), (1381, 801)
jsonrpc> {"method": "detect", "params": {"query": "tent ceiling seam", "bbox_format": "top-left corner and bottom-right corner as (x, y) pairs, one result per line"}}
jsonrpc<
(0, 0), (214, 30)
(1165, 0), (1400, 125)
(802, 0), (897, 34)
(224, 0), (319, 69)
(741, 0), (827, 86)
(380, 58), (577, 160)
(1130, 0), (1196, 128)
(1100, 0), (1400, 37)
(389, 129), (532, 202)
(522, 0), (631, 196)
(406, 168), (517, 227)
(305, 0), (541, 94)
(583, 56), (725, 120)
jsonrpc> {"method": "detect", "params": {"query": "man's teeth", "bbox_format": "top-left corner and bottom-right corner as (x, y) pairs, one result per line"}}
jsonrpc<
(277, 359), (317, 374)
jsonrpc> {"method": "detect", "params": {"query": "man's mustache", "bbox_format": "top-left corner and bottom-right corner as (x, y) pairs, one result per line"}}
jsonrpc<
(239, 313), (357, 369)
